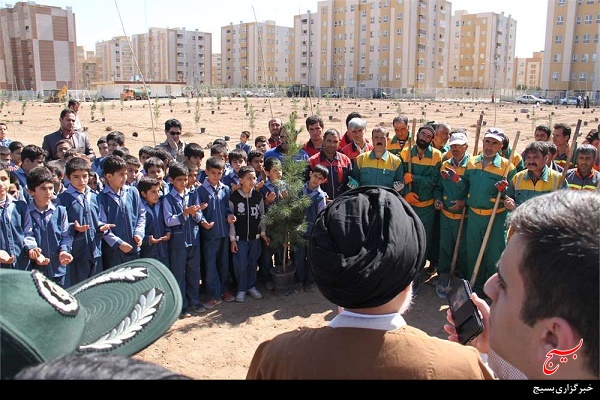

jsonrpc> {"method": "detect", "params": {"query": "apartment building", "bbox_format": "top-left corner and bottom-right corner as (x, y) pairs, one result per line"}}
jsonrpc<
(0, 2), (77, 92)
(212, 53), (222, 87)
(448, 10), (517, 91)
(76, 46), (96, 90)
(514, 51), (544, 90)
(95, 36), (134, 82)
(542, 0), (599, 98)
(221, 20), (294, 88)
(302, 0), (452, 97)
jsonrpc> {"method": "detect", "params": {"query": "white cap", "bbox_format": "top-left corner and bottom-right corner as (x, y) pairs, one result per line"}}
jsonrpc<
(484, 128), (505, 143)
(448, 132), (468, 146)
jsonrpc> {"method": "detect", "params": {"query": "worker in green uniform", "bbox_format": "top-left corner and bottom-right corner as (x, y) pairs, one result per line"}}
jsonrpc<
(400, 124), (442, 292)
(462, 128), (516, 297)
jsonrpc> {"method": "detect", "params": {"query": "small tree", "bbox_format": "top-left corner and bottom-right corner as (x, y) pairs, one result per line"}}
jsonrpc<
(264, 111), (311, 273)
(194, 96), (201, 132)
(90, 97), (97, 120)
(153, 96), (161, 122)
(216, 89), (222, 107)
(21, 100), (27, 115)
(303, 98), (309, 113)
(396, 101), (403, 116)
(248, 104), (256, 136)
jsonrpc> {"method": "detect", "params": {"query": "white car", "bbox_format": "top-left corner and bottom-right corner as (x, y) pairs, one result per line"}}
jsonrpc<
(241, 90), (254, 97)
(515, 95), (552, 105)
(560, 96), (578, 105)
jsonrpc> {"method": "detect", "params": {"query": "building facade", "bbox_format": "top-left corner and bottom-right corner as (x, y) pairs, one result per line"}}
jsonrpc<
(0, 2), (77, 92)
(221, 20), (294, 89)
(514, 51), (544, 90)
(542, 0), (599, 100)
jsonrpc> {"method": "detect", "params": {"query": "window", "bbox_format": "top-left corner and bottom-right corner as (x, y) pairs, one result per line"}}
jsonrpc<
(553, 54), (561, 62)
(397, 28), (403, 35)
(583, 34), (591, 43)
(361, 10), (367, 17)
(576, 16), (581, 24)
(573, 54), (578, 62)
(585, 15), (592, 24)
(555, 35), (563, 44)
(582, 54), (589, 62)
(579, 72), (586, 81)
(552, 72), (559, 81)
(557, 16), (564, 25)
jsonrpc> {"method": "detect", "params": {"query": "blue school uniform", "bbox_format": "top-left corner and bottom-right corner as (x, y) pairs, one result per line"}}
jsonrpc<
(197, 179), (234, 301)
(163, 187), (203, 312)
(0, 195), (35, 270)
(258, 179), (285, 275)
(27, 202), (72, 287)
(141, 199), (170, 268)
(98, 184), (146, 268)
(56, 185), (104, 286)
(12, 167), (31, 204)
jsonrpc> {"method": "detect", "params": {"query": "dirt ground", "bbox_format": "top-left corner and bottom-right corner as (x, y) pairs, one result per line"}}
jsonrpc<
(2, 95), (596, 380)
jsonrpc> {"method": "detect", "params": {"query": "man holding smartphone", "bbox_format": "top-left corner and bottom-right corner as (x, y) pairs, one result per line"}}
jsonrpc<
(445, 190), (599, 380)
(247, 186), (494, 380)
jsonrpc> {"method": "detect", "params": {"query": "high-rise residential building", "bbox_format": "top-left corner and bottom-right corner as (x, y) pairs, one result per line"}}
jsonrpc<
(221, 20), (294, 88)
(212, 53), (222, 86)
(448, 10), (517, 91)
(303, 0), (452, 97)
(542, 0), (599, 98)
(0, 2), (77, 92)
(514, 51), (544, 90)
(95, 36), (134, 82)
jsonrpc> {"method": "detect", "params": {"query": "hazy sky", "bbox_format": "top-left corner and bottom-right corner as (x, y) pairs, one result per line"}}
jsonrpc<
(31, 0), (547, 57)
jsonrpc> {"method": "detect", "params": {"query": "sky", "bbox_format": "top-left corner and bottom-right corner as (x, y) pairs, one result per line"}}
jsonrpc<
(29, 0), (547, 58)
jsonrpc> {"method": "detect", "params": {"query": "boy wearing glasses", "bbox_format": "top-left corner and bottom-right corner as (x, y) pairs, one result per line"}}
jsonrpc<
(157, 119), (187, 163)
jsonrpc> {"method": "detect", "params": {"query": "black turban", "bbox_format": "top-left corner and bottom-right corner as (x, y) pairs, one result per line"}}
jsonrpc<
(308, 186), (426, 309)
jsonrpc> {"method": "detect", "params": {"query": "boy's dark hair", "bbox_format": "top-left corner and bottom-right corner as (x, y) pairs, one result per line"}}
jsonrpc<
(97, 136), (107, 146)
(264, 156), (282, 172)
(205, 156), (225, 171)
(547, 142), (558, 156)
(111, 148), (129, 158)
(310, 163), (329, 179)
(165, 118), (182, 132)
(0, 161), (8, 174)
(21, 145), (47, 163)
(210, 144), (228, 158)
(55, 139), (73, 151)
(184, 160), (199, 172)
(168, 162), (189, 180)
(306, 115), (324, 129)
(137, 176), (161, 194)
(237, 165), (255, 179)
(63, 149), (78, 161)
(46, 162), (65, 180)
(255, 135), (268, 146)
(143, 157), (165, 172)
(123, 154), (141, 168)
(151, 147), (173, 165)
(26, 166), (54, 191)
(8, 141), (24, 152)
(106, 131), (126, 146)
(247, 150), (264, 164)
(138, 146), (153, 159)
(65, 157), (91, 177)
(0, 146), (10, 157)
(184, 142), (205, 159)
(102, 155), (128, 176)
(68, 99), (80, 108)
(212, 138), (227, 147)
(228, 148), (247, 163)
(240, 131), (250, 140)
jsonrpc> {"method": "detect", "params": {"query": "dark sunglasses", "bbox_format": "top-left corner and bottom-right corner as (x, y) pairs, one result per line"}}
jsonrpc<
(168, 131), (181, 136)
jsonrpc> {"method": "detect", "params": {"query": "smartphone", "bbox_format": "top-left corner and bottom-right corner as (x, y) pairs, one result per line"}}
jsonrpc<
(447, 279), (484, 345)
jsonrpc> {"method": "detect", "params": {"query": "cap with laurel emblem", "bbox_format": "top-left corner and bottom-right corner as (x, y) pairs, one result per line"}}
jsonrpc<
(0, 258), (182, 379)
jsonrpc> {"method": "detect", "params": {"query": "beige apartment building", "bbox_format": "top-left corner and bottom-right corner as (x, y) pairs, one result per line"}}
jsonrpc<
(212, 53), (222, 87)
(303, 0), (453, 97)
(448, 10), (517, 91)
(95, 36), (134, 82)
(221, 20), (294, 88)
(0, 2), (77, 92)
(514, 51), (544, 90)
(542, 0), (599, 101)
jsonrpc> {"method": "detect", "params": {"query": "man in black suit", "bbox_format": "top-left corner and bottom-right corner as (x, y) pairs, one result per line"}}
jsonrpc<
(42, 109), (95, 162)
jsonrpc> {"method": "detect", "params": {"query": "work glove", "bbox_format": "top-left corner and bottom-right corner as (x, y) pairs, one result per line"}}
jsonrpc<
(347, 176), (359, 190)
(393, 181), (405, 193)
(404, 192), (420, 205)
(441, 167), (460, 183)
(403, 173), (414, 185)
(495, 179), (509, 192)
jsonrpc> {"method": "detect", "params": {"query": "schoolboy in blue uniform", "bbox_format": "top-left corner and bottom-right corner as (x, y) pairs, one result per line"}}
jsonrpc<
(197, 156), (237, 309)
(221, 148), (247, 192)
(0, 162), (35, 270)
(229, 165), (267, 303)
(294, 164), (328, 292)
(25, 166), (73, 287)
(98, 155), (145, 268)
(13, 144), (46, 203)
(163, 162), (206, 318)
(56, 157), (111, 286)
(138, 177), (171, 268)
(144, 157), (170, 198)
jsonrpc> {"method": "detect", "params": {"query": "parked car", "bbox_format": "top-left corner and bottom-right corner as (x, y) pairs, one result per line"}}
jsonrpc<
(241, 90), (254, 97)
(322, 92), (340, 98)
(560, 96), (578, 105)
(373, 91), (390, 99)
(515, 95), (552, 105)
